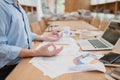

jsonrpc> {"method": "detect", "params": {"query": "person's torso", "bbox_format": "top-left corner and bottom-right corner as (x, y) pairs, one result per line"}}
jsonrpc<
(0, 0), (32, 49)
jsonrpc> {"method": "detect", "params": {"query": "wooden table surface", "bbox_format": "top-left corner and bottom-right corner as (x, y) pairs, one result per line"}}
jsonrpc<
(6, 20), (120, 80)
(48, 20), (98, 31)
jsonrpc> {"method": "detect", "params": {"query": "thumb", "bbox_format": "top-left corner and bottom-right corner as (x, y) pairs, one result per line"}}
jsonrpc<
(44, 43), (56, 50)
(44, 43), (53, 47)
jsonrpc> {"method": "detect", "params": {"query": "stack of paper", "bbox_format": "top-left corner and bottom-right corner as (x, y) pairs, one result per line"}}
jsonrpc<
(30, 56), (75, 78)
(30, 37), (106, 78)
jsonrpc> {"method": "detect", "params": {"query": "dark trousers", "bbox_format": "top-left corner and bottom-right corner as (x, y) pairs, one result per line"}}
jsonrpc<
(0, 64), (17, 80)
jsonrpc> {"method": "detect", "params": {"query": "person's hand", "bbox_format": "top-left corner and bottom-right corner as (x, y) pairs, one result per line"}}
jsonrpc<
(44, 30), (63, 41)
(33, 43), (63, 57)
(34, 30), (62, 42)
(51, 30), (60, 36)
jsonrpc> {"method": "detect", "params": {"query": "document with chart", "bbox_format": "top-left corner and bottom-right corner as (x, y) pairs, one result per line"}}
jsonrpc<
(30, 37), (106, 78)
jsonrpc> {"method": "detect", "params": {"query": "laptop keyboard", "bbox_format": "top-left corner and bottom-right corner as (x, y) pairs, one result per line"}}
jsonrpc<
(88, 39), (108, 48)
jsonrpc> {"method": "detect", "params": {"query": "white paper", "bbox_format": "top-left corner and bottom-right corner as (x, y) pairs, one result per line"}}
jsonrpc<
(30, 37), (106, 79)
(36, 37), (79, 56)
(31, 56), (74, 78)
(69, 52), (106, 73)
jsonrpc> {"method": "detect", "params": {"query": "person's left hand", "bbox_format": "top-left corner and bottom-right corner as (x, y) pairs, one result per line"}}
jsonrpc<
(44, 30), (63, 41)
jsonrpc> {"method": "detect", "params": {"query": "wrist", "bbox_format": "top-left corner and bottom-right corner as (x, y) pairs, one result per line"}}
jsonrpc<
(39, 35), (44, 40)
(35, 34), (45, 41)
(19, 49), (35, 58)
(39, 35), (48, 41)
(27, 49), (41, 57)
(28, 49), (36, 57)
(30, 49), (44, 57)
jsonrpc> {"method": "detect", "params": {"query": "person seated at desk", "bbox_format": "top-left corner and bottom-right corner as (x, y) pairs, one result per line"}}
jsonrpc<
(0, 0), (63, 80)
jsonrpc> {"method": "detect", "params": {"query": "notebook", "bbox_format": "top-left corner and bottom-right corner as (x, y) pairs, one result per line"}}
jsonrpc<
(78, 20), (120, 50)
(99, 52), (120, 67)
(105, 68), (120, 80)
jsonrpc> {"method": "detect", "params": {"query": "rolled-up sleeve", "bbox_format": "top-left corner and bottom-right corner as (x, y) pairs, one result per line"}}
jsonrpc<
(0, 42), (22, 68)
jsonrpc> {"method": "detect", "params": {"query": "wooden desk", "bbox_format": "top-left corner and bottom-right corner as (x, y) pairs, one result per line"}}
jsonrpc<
(48, 20), (97, 31)
(6, 21), (120, 80)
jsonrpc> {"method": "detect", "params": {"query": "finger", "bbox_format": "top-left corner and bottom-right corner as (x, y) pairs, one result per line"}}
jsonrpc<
(50, 43), (56, 50)
(47, 43), (58, 53)
(57, 33), (63, 38)
(60, 33), (63, 37)
(56, 33), (60, 37)
(55, 34), (62, 40)
(48, 46), (63, 56)
(52, 31), (60, 36)
(48, 37), (59, 41)
(55, 46), (63, 55)
(52, 30), (58, 34)
(44, 43), (53, 47)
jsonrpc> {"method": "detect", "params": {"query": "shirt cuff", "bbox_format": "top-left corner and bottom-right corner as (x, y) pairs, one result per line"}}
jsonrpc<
(30, 32), (36, 41)
(8, 46), (22, 60)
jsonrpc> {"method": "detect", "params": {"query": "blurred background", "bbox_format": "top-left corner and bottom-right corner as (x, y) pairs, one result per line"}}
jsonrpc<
(19, 0), (120, 24)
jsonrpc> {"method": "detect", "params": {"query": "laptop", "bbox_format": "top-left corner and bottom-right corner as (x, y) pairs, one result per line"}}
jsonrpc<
(78, 20), (120, 50)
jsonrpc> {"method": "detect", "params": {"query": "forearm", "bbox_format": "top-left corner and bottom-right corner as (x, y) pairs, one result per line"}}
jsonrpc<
(18, 43), (63, 58)
(18, 47), (48, 58)
(0, 45), (22, 68)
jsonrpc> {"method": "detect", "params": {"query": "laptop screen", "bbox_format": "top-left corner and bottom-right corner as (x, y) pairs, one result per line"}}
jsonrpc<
(102, 20), (120, 45)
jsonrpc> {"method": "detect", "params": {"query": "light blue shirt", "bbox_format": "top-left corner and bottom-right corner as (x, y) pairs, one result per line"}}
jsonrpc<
(0, 0), (36, 68)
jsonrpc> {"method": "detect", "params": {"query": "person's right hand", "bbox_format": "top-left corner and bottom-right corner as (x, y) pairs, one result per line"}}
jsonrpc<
(33, 43), (63, 57)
